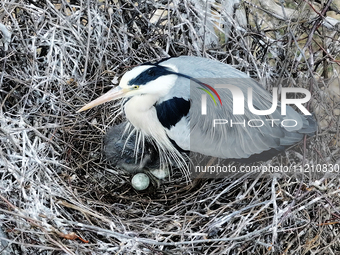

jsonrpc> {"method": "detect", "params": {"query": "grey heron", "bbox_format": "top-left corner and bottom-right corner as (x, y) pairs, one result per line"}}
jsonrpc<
(78, 56), (316, 175)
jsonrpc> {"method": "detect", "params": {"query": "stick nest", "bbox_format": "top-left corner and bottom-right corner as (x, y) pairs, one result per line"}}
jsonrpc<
(1, 0), (340, 254)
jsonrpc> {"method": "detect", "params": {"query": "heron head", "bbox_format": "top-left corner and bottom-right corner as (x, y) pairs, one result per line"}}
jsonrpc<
(77, 64), (177, 112)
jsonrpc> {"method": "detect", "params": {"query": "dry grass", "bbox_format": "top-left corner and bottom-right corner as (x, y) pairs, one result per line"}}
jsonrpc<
(1, 0), (340, 254)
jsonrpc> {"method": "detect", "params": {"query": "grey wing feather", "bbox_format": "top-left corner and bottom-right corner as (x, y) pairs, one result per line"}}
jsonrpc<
(162, 56), (316, 159)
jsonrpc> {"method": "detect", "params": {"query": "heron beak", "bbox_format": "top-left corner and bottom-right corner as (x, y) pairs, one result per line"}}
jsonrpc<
(77, 86), (128, 112)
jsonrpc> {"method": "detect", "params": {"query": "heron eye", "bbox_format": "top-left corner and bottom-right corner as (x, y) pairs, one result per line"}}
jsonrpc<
(147, 68), (155, 76)
(133, 85), (139, 89)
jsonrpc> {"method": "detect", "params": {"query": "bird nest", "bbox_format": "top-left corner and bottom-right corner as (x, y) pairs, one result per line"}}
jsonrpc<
(1, 0), (340, 254)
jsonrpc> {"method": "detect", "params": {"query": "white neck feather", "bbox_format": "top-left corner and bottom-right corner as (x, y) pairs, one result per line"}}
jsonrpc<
(124, 95), (172, 148)
(124, 94), (188, 172)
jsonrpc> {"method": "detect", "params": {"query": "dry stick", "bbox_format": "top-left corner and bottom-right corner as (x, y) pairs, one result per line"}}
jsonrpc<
(0, 236), (62, 251)
(335, 115), (340, 155)
(312, 38), (340, 66)
(271, 176), (278, 251)
(82, 0), (92, 83)
(302, 50), (314, 169)
(299, 0), (332, 168)
(202, 0), (208, 57)
(0, 195), (76, 255)
(295, 0), (333, 70)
